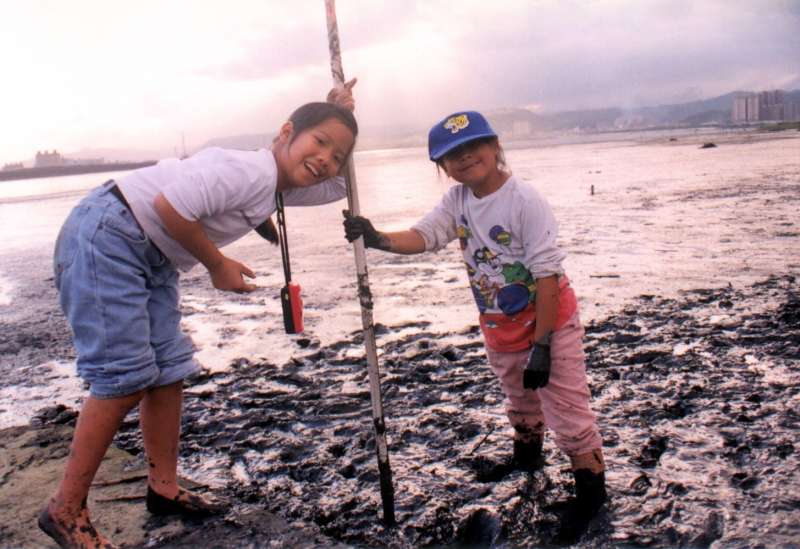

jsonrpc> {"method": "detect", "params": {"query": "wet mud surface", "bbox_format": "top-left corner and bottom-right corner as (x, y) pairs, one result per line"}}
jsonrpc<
(1, 132), (798, 547)
(1, 275), (798, 548)
(55, 274), (795, 548)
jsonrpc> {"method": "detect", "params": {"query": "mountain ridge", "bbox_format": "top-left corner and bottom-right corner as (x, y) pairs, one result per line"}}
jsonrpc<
(55, 88), (800, 162)
(198, 88), (800, 152)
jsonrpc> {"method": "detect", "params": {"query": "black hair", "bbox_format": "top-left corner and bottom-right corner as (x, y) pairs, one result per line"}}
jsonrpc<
(288, 102), (358, 146)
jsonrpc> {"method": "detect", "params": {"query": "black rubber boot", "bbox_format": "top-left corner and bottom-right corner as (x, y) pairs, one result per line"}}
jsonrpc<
(513, 437), (544, 472)
(467, 437), (544, 482)
(555, 469), (607, 544)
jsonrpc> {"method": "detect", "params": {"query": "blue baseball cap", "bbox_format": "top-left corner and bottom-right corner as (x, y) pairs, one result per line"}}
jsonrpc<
(428, 111), (497, 161)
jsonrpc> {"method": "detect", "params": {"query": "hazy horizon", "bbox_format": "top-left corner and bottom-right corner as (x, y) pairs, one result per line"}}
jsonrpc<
(2, 0), (798, 165)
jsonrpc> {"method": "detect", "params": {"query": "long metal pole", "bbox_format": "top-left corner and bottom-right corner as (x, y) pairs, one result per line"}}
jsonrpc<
(324, 0), (395, 526)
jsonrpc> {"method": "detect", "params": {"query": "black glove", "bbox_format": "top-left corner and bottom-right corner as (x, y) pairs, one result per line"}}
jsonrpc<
(523, 343), (551, 389)
(342, 210), (388, 250)
(254, 217), (279, 246)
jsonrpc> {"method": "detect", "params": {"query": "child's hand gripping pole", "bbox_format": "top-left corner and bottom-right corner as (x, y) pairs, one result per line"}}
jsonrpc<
(325, 0), (396, 527)
(342, 210), (390, 250)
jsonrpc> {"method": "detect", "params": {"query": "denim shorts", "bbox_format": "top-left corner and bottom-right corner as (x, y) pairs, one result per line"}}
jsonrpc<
(53, 183), (199, 398)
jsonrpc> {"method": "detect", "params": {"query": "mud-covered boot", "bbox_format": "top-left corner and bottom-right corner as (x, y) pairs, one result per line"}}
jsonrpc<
(555, 468), (607, 544)
(513, 436), (544, 472)
(467, 436), (544, 482)
(146, 485), (229, 517)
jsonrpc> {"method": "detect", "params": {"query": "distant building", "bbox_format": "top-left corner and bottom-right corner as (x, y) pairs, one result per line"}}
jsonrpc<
(66, 157), (104, 166)
(785, 101), (800, 122)
(732, 90), (797, 122)
(746, 94), (761, 120)
(761, 89), (784, 120)
(35, 150), (64, 167)
(33, 150), (105, 168)
(2, 162), (24, 171)
(731, 97), (748, 122)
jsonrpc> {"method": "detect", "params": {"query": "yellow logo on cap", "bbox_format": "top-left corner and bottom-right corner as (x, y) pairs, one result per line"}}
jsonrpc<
(444, 114), (469, 134)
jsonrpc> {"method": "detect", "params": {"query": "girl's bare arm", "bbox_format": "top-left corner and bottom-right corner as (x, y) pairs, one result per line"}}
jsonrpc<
(154, 193), (257, 292)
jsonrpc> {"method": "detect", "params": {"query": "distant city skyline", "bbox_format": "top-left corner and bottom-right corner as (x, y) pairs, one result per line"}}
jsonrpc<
(731, 90), (800, 122)
(1, 0), (798, 165)
(3, 85), (798, 169)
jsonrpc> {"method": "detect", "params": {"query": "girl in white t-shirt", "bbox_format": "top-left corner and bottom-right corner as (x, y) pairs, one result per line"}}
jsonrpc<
(39, 82), (357, 549)
(343, 110), (606, 543)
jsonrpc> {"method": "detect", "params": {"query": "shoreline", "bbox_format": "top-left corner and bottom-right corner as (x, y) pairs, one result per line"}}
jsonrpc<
(4, 125), (798, 184)
(0, 161), (157, 182)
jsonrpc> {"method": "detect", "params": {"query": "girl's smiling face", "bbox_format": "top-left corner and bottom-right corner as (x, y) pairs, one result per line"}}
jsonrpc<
(441, 137), (507, 197)
(274, 117), (355, 190)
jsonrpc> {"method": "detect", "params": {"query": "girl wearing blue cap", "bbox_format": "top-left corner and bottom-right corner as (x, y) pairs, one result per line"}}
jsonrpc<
(344, 110), (606, 542)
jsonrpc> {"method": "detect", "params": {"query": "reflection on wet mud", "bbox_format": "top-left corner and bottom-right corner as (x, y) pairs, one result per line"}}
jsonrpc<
(104, 275), (799, 548)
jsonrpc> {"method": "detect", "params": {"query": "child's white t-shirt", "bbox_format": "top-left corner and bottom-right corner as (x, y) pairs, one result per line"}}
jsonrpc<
(118, 147), (346, 271)
(412, 175), (566, 315)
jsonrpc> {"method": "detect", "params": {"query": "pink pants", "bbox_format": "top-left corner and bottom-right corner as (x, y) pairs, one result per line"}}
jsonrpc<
(485, 311), (602, 457)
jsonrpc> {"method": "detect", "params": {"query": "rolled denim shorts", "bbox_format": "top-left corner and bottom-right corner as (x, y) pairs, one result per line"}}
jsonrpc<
(53, 183), (199, 398)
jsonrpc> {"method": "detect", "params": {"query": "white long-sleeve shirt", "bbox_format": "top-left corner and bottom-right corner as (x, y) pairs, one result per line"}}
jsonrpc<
(118, 147), (346, 271)
(413, 175), (566, 315)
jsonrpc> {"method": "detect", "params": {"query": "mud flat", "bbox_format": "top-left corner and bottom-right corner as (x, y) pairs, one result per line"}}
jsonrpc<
(1, 274), (798, 548)
(1, 130), (798, 547)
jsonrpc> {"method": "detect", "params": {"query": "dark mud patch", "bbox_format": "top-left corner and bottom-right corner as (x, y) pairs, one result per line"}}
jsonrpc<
(112, 274), (798, 548)
(3, 275), (799, 548)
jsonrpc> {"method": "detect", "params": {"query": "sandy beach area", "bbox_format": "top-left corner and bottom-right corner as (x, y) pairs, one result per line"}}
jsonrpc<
(1, 128), (798, 548)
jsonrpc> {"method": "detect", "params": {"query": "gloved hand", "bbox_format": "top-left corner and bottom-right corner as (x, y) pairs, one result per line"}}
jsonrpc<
(523, 343), (551, 389)
(342, 210), (388, 250)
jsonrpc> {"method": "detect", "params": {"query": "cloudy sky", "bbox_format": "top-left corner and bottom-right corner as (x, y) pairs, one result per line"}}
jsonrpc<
(1, 0), (798, 164)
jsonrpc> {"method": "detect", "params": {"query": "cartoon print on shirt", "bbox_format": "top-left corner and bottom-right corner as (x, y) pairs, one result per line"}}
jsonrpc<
(469, 247), (506, 313)
(466, 262), (476, 279)
(495, 261), (537, 316)
(474, 247), (503, 278)
(457, 215), (471, 250)
(464, 219), (540, 316)
(467, 246), (539, 316)
(466, 262), (489, 313)
(489, 224), (512, 253)
(473, 275), (497, 313)
(502, 261), (535, 287)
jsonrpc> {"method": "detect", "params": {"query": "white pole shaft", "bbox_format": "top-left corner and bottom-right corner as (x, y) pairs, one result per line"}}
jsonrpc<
(324, 0), (395, 526)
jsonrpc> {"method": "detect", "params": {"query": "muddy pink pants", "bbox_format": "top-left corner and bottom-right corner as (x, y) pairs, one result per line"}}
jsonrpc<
(485, 311), (602, 457)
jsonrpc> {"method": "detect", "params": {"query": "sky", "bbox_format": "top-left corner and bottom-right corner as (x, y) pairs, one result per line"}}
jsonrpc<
(1, 0), (798, 164)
